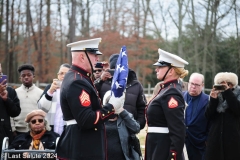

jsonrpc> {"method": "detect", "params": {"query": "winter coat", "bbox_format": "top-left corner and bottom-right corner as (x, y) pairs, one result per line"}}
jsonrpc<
(205, 86), (240, 160)
(116, 110), (140, 160)
(95, 69), (146, 129)
(8, 130), (59, 159)
(0, 86), (21, 155)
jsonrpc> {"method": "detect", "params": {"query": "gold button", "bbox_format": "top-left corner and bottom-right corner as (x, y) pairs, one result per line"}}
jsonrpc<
(87, 73), (89, 76)
(171, 159), (174, 160)
(172, 153), (175, 156)
(102, 114), (105, 116)
(108, 111), (110, 113)
(95, 128), (97, 131)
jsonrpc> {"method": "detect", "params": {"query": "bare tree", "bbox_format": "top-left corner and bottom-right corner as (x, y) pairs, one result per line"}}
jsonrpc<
(58, 0), (64, 64)
(5, 0), (9, 75)
(234, 0), (240, 75)
(38, 0), (43, 81)
(26, 0), (31, 63)
(188, 0), (200, 72)
(68, 0), (76, 62)
(13, 0), (22, 82)
(0, 0), (4, 42)
(169, 0), (190, 58)
(44, 0), (51, 76)
(8, 0), (15, 82)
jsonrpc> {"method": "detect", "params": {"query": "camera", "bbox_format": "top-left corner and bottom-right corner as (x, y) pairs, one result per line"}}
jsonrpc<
(108, 69), (115, 76)
(213, 84), (226, 90)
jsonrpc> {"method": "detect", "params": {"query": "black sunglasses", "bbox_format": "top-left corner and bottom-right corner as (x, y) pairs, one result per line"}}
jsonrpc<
(31, 119), (44, 124)
(93, 69), (102, 73)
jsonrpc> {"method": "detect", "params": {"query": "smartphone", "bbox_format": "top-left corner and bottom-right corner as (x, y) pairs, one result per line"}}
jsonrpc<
(108, 69), (115, 76)
(213, 84), (225, 90)
(55, 80), (62, 87)
(0, 75), (7, 85)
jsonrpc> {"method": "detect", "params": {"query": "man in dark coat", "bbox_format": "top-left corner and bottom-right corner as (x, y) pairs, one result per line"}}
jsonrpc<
(55, 38), (125, 160)
(184, 72), (210, 160)
(95, 54), (146, 130)
(0, 63), (21, 155)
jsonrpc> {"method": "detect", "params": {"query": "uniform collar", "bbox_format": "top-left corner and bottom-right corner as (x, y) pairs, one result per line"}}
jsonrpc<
(160, 79), (179, 89)
(71, 65), (92, 78)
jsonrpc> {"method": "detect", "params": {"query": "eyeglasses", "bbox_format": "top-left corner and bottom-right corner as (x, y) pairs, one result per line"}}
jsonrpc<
(57, 72), (67, 76)
(31, 119), (44, 124)
(93, 69), (102, 73)
(189, 82), (202, 87)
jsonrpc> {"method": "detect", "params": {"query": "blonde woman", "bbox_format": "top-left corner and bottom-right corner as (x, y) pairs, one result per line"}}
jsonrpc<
(145, 49), (189, 160)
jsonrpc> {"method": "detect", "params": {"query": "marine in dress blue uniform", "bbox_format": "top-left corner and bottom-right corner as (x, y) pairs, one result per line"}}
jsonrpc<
(56, 38), (124, 160)
(145, 49), (189, 160)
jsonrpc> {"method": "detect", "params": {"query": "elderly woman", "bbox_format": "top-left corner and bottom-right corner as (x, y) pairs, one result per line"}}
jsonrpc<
(205, 72), (240, 160)
(38, 63), (70, 135)
(145, 49), (189, 160)
(8, 109), (59, 158)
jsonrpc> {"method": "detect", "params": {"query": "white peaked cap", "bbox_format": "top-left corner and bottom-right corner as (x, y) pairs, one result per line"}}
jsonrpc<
(67, 38), (102, 55)
(153, 49), (188, 68)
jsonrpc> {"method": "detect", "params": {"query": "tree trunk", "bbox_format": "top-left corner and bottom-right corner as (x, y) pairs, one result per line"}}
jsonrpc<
(58, 0), (63, 64)
(86, 0), (90, 37)
(202, 0), (211, 79)
(38, 0), (43, 81)
(13, 0), (22, 82)
(44, 0), (51, 76)
(234, 0), (240, 75)
(0, 0), (4, 42)
(190, 0), (200, 72)
(68, 0), (76, 62)
(26, 0), (31, 63)
(5, 0), (9, 74)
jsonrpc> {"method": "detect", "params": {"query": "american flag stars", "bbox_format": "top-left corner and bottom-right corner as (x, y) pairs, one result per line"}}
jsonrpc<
(111, 46), (129, 98)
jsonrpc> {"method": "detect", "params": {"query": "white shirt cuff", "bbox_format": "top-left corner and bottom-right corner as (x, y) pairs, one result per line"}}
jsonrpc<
(47, 90), (54, 97)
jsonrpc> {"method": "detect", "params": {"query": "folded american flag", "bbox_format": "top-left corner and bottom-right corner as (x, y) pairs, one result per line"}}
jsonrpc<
(111, 46), (129, 97)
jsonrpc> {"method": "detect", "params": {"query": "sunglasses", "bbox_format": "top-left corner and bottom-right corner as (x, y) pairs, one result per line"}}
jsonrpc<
(31, 119), (44, 124)
(93, 69), (102, 73)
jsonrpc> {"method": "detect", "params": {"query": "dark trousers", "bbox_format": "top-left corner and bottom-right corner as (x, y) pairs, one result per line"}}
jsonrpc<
(185, 137), (206, 160)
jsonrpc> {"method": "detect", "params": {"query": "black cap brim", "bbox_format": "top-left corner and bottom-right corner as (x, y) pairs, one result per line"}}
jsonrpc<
(153, 61), (171, 67)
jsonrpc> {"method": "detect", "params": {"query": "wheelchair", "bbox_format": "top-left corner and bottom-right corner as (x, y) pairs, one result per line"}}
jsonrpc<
(1, 137), (59, 160)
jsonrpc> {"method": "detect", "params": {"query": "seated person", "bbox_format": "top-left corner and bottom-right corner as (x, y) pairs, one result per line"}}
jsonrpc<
(8, 110), (59, 159)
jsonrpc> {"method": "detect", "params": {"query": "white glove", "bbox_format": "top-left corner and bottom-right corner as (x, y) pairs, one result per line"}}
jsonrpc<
(103, 90), (111, 105)
(108, 92), (125, 114)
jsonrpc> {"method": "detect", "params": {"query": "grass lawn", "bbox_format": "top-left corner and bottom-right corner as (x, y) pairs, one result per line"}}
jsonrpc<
(136, 125), (147, 157)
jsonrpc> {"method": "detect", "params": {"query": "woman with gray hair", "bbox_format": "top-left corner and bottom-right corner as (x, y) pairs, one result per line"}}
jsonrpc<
(38, 63), (71, 135)
(8, 109), (59, 158)
(205, 72), (240, 160)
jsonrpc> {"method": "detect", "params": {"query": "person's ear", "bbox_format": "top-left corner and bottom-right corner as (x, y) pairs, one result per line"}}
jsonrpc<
(79, 53), (85, 62)
(33, 75), (35, 79)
